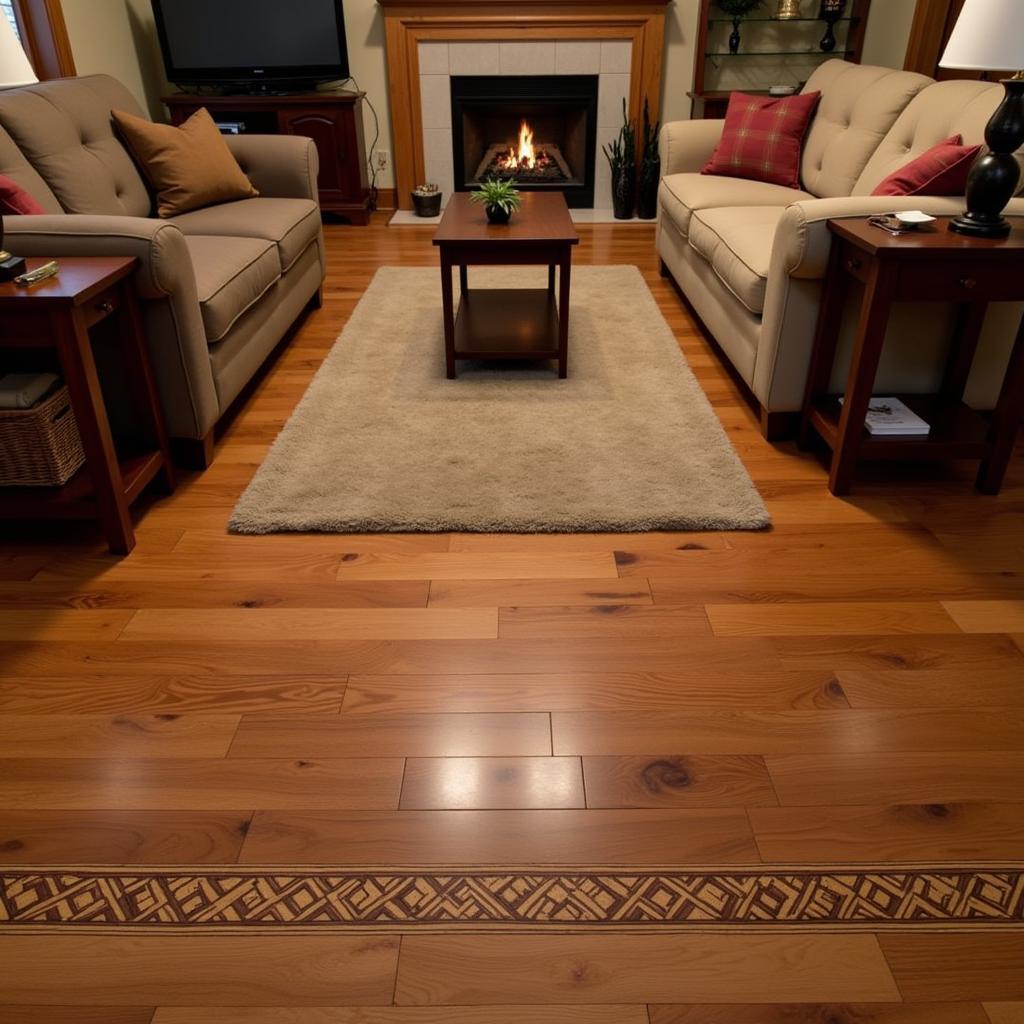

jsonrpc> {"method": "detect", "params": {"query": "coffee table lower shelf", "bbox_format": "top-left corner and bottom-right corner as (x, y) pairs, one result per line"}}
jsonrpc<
(454, 288), (560, 363)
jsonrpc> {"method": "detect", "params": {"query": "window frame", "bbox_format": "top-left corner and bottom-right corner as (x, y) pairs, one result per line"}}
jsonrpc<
(7, 0), (75, 80)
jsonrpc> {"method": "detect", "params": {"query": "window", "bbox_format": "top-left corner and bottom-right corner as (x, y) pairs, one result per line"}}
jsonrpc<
(2, 0), (75, 80)
(1, 0), (21, 40)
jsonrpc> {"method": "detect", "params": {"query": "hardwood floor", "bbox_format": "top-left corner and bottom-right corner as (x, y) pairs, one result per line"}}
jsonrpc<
(0, 216), (1022, 1020)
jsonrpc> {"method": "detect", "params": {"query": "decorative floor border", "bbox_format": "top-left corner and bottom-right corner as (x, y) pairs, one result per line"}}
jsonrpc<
(3, 866), (1024, 932)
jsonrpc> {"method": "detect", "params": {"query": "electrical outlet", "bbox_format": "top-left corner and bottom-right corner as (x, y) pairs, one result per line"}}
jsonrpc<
(376, 150), (390, 171)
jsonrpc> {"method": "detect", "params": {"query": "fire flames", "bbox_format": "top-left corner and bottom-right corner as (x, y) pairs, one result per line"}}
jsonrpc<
(496, 119), (553, 173)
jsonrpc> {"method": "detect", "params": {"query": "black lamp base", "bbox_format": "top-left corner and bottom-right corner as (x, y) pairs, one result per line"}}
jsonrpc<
(948, 78), (1024, 241)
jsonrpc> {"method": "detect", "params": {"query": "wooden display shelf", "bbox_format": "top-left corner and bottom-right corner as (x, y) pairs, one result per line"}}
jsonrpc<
(453, 288), (560, 361)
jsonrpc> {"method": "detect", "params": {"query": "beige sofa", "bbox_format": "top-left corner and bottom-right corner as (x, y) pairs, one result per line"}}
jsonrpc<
(0, 75), (326, 465)
(657, 61), (1024, 438)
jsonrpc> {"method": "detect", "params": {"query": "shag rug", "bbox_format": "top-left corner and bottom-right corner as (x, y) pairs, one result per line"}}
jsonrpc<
(229, 265), (769, 533)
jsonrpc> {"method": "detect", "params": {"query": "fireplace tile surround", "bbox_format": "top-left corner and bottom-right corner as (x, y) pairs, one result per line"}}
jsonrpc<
(420, 42), (629, 209)
(378, 0), (669, 213)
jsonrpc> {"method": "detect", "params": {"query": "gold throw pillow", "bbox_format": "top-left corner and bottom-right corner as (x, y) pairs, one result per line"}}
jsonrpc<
(112, 107), (258, 218)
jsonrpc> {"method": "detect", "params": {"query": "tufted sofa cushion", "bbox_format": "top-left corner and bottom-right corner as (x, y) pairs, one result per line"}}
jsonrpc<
(0, 75), (151, 217)
(799, 61), (933, 199)
(853, 79), (1020, 196)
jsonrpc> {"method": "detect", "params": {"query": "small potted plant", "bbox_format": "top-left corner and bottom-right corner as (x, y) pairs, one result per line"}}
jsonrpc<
(470, 177), (522, 224)
(411, 182), (442, 217)
(603, 98), (636, 220)
(713, 0), (764, 54)
(637, 98), (660, 221)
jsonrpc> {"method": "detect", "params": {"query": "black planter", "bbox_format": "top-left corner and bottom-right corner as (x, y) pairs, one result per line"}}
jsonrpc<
(411, 191), (442, 217)
(485, 204), (511, 225)
(611, 166), (636, 220)
(729, 17), (741, 54)
(638, 157), (660, 220)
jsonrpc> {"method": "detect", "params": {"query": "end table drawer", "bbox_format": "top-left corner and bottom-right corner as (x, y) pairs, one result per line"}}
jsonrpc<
(898, 260), (1022, 301)
(80, 285), (122, 329)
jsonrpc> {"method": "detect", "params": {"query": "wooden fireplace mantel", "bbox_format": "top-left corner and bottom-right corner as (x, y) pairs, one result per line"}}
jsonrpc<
(378, 0), (670, 209)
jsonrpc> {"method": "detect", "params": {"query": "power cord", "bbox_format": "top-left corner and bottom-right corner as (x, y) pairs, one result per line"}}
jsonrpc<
(339, 75), (380, 212)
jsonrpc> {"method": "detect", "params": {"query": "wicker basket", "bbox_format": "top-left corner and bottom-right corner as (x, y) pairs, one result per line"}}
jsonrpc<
(0, 385), (86, 487)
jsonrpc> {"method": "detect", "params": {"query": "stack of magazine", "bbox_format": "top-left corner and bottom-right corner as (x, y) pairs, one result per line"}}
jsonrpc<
(839, 396), (930, 437)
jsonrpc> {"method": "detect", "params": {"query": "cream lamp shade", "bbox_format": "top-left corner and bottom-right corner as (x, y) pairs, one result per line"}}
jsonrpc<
(0, 12), (37, 88)
(939, 0), (1024, 72)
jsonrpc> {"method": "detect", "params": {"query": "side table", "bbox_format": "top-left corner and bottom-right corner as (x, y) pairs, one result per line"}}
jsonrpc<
(0, 256), (175, 554)
(799, 217), (1024, 495)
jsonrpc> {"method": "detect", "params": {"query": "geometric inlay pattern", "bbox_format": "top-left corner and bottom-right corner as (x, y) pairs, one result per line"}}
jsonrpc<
(2, 868), (1023, 932)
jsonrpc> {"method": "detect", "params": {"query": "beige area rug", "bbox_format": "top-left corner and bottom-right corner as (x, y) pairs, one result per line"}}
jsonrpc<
(229, 265), (770, 533)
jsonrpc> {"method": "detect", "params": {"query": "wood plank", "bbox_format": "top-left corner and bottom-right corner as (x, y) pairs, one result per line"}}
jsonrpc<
(0, 579), (431, 610)
(172, 531), (450, 555)
(647, 1005), (990, 1024)
(342, 670), (845, 714)
(0, 758), (404, 809)
(36, 553), (347, 582)
(229, 713), (551, 758)
(152, 1008), (650, 1024)
(394, 934), (900, 1004)
(334, 552), (618, 581)
(428, 579), (653, 608)
(239, 808), (758, 864)
(836, 668), (1024, 707)
(0, 1010), (154, 1024)
(0, 936), (399, 1006)
(879, 934), (1024, 1001)
(984, 1005), (1024, 1024)
(773, 634), (1024, 671)
(765, 752), (1024, 805)
(0, 715), (241, 758)
(447, 532), (731, 552)
(497, 605), (711, 639)
(400, 757), (585, 809)
(0, 610), (134, 641)
(0, 676), (347, 715)
(944, 600), (1024, 633)
(582, 755), (778, 808)
(121, 608), (499, 642)
(750, 803), (1024, 861)
(551, 708), (1024, 755)
(0, 810), (250, 864)
(706, 602), (961, 637)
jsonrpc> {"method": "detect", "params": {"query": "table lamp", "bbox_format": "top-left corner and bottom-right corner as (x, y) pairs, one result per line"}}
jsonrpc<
(939, 0), (1024, 238)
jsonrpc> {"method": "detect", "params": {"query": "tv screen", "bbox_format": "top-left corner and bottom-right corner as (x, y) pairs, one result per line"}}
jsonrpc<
(152, 0), (350, 85)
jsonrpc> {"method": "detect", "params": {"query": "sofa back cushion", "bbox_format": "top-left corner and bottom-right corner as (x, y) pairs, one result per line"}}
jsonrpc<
(0, 125), (61, 214)
(799, 61), (933, 199)
(854, 79), (1017, 196)
(0, 75), (152, 217)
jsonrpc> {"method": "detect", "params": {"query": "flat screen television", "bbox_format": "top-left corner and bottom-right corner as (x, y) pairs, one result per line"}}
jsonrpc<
(151, 0), (350, 88)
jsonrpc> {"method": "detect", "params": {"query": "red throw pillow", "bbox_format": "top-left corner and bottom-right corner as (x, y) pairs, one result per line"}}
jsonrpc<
(0, 174), (46, 215)
(702, 91), (822, 189)
(871, 135), (982, 197)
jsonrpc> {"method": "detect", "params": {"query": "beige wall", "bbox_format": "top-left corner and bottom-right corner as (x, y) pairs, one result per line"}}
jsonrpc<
(60, 0), (917, 197)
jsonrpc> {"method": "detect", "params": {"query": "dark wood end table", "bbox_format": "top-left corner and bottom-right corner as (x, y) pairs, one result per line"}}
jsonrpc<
(432, 192), (580, 378)
(799, 217), (1024, 496)
(0, 256), (175, 554)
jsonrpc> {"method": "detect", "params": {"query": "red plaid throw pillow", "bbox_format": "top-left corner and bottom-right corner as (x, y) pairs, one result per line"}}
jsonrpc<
(871, 135), (982, 196)
(702, 91), (822, 189)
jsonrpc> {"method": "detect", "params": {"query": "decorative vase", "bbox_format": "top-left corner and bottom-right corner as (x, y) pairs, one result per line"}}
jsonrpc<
(818, 0), (846, 52)
(485, 204), (511, 225)
(776, 0), (802, 18)
(611, 165), (636, 220)
(637, 157), (660, 220)
(411, 190), (442, 217)
(729, 17), (742, 53)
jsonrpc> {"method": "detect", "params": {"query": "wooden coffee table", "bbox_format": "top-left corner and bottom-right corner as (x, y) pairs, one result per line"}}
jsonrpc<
(432, 192), (579, 378)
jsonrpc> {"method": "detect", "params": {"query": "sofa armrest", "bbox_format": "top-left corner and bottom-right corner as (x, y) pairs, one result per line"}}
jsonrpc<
(225, 134), (320, 202)
(659, 120), (725, 177)
(775, 195), (1024, 280)
(3, 214), (217, 440)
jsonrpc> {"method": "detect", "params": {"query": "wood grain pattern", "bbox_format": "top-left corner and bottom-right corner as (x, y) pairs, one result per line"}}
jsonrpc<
(0, 610), (134, 641)
(228, 713), (552, 758)
(152, 1008), (650, 1024)
(239, 808), (758, 864)
(750, 803), (1024, 861)
(428, 579), (653, 607)
(581, 755), (778, 808)
(0, 936), (400, 1005)
(984, 1004), (1024, 1024)
(706, 602), (961, 637)
(647, 1006), (991, 1023)
(400, 757), (585, 809)
(836, 668), (1024, 707)
(0, 1010), (155, 1024)
(878, 934), (1024, 1001)
(497, 605), (711, 639)
(335, 553), (618, 581)
(0, 810), (250, 863)
(943, 600), (1024, 633)
(394, 934), (900, 1004)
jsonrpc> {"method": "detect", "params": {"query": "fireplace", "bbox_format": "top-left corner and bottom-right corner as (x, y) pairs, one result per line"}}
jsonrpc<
(451, 75), (599, 209)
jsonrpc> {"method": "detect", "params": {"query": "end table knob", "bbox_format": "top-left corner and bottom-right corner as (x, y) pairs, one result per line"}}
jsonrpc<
(960, 278), (977, 290)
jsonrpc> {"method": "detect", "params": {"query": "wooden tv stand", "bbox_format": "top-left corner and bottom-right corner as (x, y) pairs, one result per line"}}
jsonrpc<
(164, 90), (371, 225)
